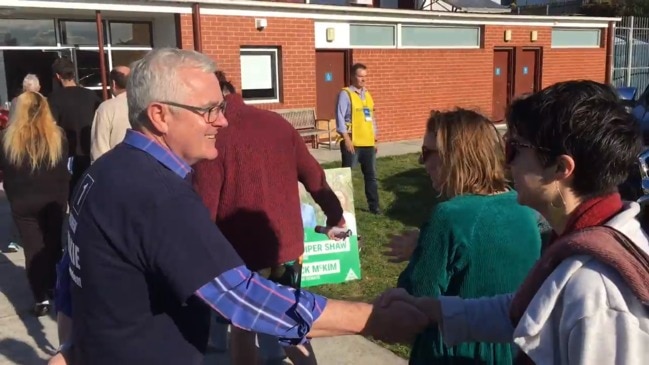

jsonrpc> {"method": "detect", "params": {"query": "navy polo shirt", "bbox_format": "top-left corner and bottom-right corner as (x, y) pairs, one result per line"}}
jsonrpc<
(68, 130), (243, 364)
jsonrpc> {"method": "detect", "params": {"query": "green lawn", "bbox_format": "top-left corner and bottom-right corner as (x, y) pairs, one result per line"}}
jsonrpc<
(310, 153), (440, 358)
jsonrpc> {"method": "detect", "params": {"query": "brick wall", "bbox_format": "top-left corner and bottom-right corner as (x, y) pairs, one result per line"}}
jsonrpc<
(180, 15), (608, 142)
(353, 25), (607, 142)
(352, 48), (492, 142)
(179, 14), (316, 110)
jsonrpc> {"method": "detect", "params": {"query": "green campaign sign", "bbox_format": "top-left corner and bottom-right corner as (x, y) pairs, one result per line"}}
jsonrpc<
(298, 167), (362, 288)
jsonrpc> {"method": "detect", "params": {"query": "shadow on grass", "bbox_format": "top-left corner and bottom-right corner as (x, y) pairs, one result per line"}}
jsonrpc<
(381, 166), (440, 228)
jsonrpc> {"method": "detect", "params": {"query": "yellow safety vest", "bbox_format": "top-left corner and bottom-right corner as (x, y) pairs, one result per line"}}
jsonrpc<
(344, 87), (375, 147)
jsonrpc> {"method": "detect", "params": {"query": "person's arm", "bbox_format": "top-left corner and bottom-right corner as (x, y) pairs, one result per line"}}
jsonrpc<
(192, 158), (224, 222)
(90, 105), (111, 162)
(151, 193), (429, 345)
(335, 90), (350, 136)
(293, 129), (344, 227)
(335, 91), (353, 150)
(197, 266), (431, 343)
(378, 289), (515, 345)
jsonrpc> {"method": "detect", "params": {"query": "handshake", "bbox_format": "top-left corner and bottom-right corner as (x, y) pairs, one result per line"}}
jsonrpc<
(360, 288), (441, 344)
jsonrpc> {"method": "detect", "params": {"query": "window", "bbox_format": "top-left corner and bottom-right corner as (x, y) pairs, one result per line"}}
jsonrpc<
(551, 28), (601, 48)
(60, 20), (107, 46)
(400, 25), (480, 48)
(240, 47), (281, 103)
(111, 50), (149, 68)
(109, 22), (152, 47)
(75, 50), (109, 89)
(0, 19), (56, 46)
(350, 24), (396, 47)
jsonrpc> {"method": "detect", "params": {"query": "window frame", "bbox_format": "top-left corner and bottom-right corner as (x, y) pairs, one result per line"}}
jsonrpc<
(398, 24), (481, 49)
(239, 46), (282, 104)
(0, 18), (58, 47)
(551, 28), (602, 49)
(349, 23), (397, 49)
(108, 21), (153, 48)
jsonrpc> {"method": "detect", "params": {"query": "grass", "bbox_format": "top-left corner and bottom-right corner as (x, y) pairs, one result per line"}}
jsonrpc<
(309, 153), (440, 358)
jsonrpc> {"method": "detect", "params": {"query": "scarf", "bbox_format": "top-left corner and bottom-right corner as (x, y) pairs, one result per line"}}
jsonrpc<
(509, 192), (649, 364)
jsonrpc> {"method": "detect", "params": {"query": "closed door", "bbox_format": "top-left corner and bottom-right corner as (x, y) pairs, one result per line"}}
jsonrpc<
(514, 48), (541, 97)
(315, 50), (347, 120)
(492, 49), (513, 123)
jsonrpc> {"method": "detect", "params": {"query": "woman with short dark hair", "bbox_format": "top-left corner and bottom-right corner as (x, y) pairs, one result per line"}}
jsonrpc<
(381, 80), (649, 365)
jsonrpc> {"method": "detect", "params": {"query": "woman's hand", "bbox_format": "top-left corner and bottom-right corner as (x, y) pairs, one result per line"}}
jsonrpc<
(383, 229), (420, 263)
(374, 288), (441, 326)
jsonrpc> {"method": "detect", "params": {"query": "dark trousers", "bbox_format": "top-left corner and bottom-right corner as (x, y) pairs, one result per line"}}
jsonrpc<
(11, 197), (67, 303)
(340, 141), (379, 211)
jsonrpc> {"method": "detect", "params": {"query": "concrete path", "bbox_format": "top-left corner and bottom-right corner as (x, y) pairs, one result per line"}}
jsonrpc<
(309, 123), (507, 164)
(310, 139), (421, 164)
(0, 190), (406, 364)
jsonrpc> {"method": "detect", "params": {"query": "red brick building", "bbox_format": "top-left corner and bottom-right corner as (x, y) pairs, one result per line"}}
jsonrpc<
(0, 0), (617, 142)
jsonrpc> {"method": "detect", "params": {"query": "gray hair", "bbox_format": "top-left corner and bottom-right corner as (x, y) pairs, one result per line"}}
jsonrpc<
(127, 48), (217, 129)
(22, 74), (40, 92)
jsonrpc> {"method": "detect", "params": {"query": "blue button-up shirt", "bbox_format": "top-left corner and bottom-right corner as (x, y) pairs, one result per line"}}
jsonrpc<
(56, 129), (327, 347)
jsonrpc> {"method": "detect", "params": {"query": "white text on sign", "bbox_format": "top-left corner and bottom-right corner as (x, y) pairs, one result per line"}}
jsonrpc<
(303, 239), (350, 257)
(302, 260), (340, 277)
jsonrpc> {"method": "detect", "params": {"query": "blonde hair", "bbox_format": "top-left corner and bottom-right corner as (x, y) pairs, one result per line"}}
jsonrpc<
(3, 91), (63, 171)
(427, 108), (508, 197)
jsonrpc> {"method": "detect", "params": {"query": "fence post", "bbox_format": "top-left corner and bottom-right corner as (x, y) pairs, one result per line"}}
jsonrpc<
(626, 16), (634, 87)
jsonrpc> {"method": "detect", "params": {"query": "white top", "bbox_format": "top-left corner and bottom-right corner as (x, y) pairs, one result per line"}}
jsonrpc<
(439, 202), (649, 365)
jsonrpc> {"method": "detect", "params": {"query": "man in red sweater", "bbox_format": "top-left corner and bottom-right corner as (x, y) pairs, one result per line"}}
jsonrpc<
(192, 73), (346, 365)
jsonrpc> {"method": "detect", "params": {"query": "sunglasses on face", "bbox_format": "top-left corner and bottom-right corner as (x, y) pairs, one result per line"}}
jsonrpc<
(505, 140), (550, 164)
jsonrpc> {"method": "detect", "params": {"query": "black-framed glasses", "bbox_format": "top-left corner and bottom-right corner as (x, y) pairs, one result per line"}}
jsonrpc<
(160, 100), (227, 124)
(505, 139), (550, 164)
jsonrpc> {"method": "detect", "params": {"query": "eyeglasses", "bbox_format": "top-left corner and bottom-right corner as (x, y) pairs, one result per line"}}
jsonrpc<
(505, 139), (550, 164)
(419, 146), (438, 164)
(160, 100), (227, 124)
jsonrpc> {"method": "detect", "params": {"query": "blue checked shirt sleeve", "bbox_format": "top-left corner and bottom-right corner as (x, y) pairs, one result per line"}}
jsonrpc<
(195, 265), (328, 346)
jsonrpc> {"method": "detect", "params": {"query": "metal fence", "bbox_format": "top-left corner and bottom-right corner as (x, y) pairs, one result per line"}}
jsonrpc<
(613, 16), (649, 94)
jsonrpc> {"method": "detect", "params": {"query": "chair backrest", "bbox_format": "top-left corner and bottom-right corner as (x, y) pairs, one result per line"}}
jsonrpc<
(274, 108), (316, 130)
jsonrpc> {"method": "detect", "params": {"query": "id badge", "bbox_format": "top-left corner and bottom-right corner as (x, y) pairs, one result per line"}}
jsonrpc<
(363, 107), (372, 122)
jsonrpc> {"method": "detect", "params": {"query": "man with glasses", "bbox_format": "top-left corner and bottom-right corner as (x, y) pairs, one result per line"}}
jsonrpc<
(53, 48), (428, 365)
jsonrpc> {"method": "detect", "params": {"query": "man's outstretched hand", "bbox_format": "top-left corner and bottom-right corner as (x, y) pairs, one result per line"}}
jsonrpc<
(361, 291), (431, 344)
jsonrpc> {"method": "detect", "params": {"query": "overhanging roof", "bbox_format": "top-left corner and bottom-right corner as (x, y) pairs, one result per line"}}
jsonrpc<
(443, 0), (511, 13)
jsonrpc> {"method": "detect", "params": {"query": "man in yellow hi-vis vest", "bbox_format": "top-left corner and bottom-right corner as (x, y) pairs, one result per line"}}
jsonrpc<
(335, 63), (380, 214)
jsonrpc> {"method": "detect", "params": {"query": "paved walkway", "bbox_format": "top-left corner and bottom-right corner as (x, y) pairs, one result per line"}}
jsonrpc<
(0, 137), (417, 365)
(310, 139), (420, 164)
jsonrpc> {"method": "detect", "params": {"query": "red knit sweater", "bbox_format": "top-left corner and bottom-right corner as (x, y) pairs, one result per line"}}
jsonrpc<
(192, 93), (344, 271)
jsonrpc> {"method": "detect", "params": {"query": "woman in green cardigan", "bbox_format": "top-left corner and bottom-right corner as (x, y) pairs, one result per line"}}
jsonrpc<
(389, 109), (542, 365)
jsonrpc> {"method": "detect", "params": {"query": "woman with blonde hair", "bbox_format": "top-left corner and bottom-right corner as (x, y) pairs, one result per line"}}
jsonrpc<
(0, 91), (69, 316)
(385, 108), (541, 364)
(3, 73), (43, 253)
